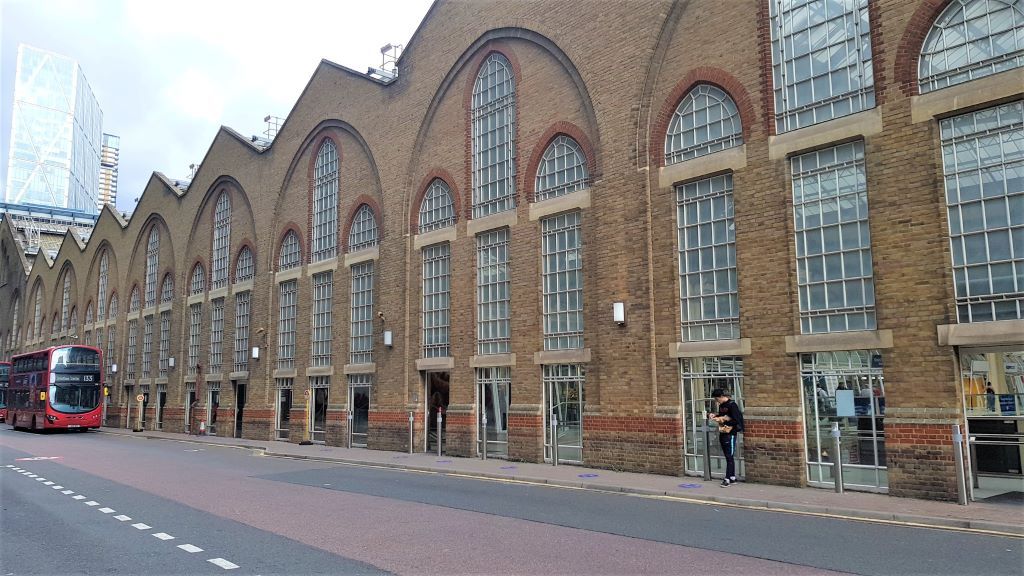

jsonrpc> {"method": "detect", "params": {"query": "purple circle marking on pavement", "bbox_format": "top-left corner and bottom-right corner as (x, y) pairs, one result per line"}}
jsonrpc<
(499, 465), (517, 470)
(678, 483), (702, 489)
(577, 473), (599, 478)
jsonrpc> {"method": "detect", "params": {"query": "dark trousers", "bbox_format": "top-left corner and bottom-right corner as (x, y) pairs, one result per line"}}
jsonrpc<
(719, 433), (737, 479)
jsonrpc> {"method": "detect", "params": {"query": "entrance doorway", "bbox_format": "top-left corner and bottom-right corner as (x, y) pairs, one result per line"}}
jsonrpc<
(275, 381), (292, 440)
(156, 387), (166, 430)
(185, 389), (196, 433)
(123, 385), (133, 429)
(310, 384), (328, 444)
(425, 372), (449, 453)
(477, 367), (510, 458)
(233, 382), (246, 438)
(960, 347), (1024, 503)
(544, 364), (584, 463)
(140, 387), (150, 430)
(349, 377), (370, 448)
(681, 357), (745, 478)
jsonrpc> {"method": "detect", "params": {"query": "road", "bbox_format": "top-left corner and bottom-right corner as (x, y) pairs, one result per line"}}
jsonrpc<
(1, 428), (1021, 575)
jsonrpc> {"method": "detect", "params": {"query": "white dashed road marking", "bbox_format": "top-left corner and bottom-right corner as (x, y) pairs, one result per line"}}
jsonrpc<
(99, 507), (115, 514)
(72, 495), (86, 500)
(26, 474), (37, 477)
(85, 501), (99, 506)
(43, 481), (54, 485)
(178, 544), (203, 553)
(61, 490), (74, 494)
(153, 532), (175, 540)
(132, 523), (152, 530)
(52, 485), (64, 489)
(35, 477), (46, 481)
(208, 558), (239, 570)
(113, 515), (132, 521)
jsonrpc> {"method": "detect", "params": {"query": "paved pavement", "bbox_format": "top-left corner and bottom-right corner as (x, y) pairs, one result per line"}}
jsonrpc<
(98, 427), (1023, 537)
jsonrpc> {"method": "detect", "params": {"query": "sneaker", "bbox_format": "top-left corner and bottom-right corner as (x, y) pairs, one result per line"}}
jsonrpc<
(720, 478), (732, 487)
(729, 476), (738, 484)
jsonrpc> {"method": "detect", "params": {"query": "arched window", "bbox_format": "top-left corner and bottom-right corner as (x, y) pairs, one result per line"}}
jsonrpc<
(312, 140), (339, 261)
(12, 295), (19, 347)
(235, 246), (254, 282)
(472, 52), (516, 218)
(190, 264), (206, 295)
(51, 313), (58, 336)
(61, 274), (71, 330)
(145, 227), (160, 307)
(108, 293), (118, 320)
(768, 0), (875, 132)
(535, 135), (589, 201)
(161, 274), (175, 303)
(129, 286), (141, 313)
(69, 307), (78, 336)
(279, 231), (301, 270)
(348, 205), (379, 252)
(32, 284), (42, 340)
(919, 0), (1024, 93)
(212, 193), (231, 289)
(418, 179), (456, 233)
(97, 250), (109, 318)
(85, 303), (94, 325)
(666, 85), (743, 164)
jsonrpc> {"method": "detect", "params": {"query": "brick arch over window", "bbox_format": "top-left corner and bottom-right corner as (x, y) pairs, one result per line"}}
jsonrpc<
(341, 195), (383, 253)
(524, 122), (599, 202)
(895, 0), (958, 96)
(462, 43), (523, 221)
(233, 241), (257, 282)
(410, 169), (463, 234)
(651, 67), (756, 168)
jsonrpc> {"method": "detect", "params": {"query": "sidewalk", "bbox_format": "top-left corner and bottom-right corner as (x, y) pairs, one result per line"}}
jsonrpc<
(99, 427), (1023, 537)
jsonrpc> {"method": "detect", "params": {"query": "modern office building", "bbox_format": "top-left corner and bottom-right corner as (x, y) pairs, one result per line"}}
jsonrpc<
(1, 0), (1022, 504)
(98, 133), (120, 209)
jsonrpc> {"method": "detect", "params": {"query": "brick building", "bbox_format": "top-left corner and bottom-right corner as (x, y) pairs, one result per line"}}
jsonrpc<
(1, 0), (1022, 502)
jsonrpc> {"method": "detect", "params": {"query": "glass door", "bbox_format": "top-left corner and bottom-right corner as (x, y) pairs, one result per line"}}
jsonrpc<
(544, 364), (584, 463)
(425, 372), (450, 453)
(156, 389), (166, 430)
(681, 357), (744, 478)
(477, 367), (510, 458)
(349, 381), (370, 448)
(275, 384), (292, 440)
(311, 386), (328, 444)
(207, 388), (220, 436)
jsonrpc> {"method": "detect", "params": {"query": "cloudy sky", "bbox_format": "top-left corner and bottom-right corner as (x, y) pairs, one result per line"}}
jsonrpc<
(1, 0), (433, 214)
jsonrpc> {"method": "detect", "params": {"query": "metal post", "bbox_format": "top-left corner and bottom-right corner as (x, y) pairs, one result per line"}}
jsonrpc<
(969, 437), (980, 489)
(831, 422), (844, 494)
(952, 424), (968, 506)
(550, 410), (559, 467)
(436, 411), (443, 457)
(347, 410), (353, 449)
(702, 415), (713, 481)
(481, 412), (488, 460)
(408, 411), (414, 454)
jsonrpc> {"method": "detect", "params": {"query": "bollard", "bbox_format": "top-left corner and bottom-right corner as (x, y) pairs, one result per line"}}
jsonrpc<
(436, 411), (443, 457)
(550, 411), (559, 466)
(702, 414), (713, 482)
(408, 411), (414, 454)
(347, 410), (353, 449)
(952, 424), (968, 506)
(831, 422), (844, 494)
(481, 412), (488, 460)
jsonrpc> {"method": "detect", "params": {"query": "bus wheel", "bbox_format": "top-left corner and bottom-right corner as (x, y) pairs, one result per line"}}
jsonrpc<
(31, 416), (37, 431)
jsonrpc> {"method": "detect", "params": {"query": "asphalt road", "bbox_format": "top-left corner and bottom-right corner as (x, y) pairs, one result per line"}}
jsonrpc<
(1, 427), (1021, 576)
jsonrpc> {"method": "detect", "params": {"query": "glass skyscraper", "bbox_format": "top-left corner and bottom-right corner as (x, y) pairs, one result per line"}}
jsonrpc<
(4, 44), (103, 217)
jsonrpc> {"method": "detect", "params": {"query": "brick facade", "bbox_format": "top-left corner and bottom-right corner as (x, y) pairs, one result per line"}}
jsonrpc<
(3, 0), (1022, 502)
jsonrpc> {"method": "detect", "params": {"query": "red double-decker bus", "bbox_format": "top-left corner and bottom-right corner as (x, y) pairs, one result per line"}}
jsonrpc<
(0, 361), (10, 422)
(9, 346), (103, 431)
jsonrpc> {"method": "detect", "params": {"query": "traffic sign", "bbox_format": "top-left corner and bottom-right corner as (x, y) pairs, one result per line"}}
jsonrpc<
(136, 394), (144, 402)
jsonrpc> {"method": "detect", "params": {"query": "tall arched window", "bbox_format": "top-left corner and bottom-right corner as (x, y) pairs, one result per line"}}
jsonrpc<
(51, 313), (58, 337)
(12, 295), (19, 347)
(190, 265), (206, 295)
(472, 52), (516, 218)
(665, 85), (743, 164)
(97, 250), (109, 318)
(312, 140), (339, 261)
(161, 274), (175, 303)
(535, 135), (589, 201)
(348, 205), (379, 252)
(69, 307), (78, 336)
(145, 227), (160, 307)
(85, 303), (94, 325)
(235, 246), (254, 282)
(129, 286), (140, 313)
(61, 273), (71, 330)
(108, 293), (118, 320)
(418, 179), (456, 233)
(279, 231), (301, 270)
(32, 285), (42, 340)
(212, 193), (231, 289)
(919, 0), (1024, 93)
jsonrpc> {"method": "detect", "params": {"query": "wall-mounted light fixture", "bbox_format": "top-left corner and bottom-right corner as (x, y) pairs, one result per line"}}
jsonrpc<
(168, 357), (175, 368)
(251, 346), (260, 360)
(111, 363), (118, 374)
(383, 330), (393, 347)
(613, 302), (626, 325)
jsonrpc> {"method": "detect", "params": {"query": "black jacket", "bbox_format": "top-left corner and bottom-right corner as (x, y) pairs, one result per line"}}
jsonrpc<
(715, 399), (744, 434)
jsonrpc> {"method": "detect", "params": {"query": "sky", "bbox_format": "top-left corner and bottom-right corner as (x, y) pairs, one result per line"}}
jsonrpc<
(0, 0), (434, 215)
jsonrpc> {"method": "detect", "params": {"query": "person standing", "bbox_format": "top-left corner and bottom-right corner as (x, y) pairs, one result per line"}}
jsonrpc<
(710, 388), (744, 487)
(985, 382), (997, 413)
